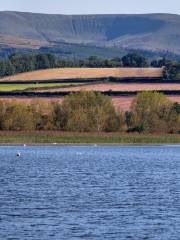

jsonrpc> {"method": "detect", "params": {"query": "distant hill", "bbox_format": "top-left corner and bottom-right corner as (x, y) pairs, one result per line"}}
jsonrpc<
(0, 11), (179, 57)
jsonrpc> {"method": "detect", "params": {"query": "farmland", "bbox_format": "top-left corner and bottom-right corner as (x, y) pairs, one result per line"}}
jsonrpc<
(34, 82), (180, 92)
(2, 67), (163, 81)
(1, 81), (180, 94)
(0, 67), (180, 111)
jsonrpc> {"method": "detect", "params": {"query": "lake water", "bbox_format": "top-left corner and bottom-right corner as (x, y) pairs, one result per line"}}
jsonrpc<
(0, 145), (180, 240)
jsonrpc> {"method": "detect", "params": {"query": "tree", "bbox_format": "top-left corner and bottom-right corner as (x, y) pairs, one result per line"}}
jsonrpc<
(165, 62), (180, 80)
(9, 53), (36, 73)
(109, 57), (122, 67)
(0, 60), (7, 77)
(117, 111), (127, 132)
(151, 58), (171, 68)
(0, 59), (15, 76)
(172, 102), (180, 114)
(35, 54), (51, 69)
(0, 101), (10, 129)
(61, 91), (120, 132)
(52, 102), (66, 130)
(31, 100), (54, 130)
(129, 92), (179, 133)
(2, 104), (35, 131)
(122, 53), (148, 67)
(151, 58), (180, 80)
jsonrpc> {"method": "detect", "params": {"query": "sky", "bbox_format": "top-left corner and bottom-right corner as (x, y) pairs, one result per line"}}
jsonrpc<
(0, 0), (179, 15)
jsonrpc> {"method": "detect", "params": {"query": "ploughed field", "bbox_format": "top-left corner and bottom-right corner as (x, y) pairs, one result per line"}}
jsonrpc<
(112, 96), (180, 111)
(33, 83), (180, 92)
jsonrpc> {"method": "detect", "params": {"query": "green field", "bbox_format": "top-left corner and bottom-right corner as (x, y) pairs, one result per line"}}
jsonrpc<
(0, 83), (82, 92)
(0, 132), (179, 144)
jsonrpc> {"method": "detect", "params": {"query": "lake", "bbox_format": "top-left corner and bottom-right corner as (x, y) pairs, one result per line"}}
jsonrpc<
(0, 145), (180, 239)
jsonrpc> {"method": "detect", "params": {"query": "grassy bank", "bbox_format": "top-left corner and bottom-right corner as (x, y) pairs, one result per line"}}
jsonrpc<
(0, 131), (180, 144)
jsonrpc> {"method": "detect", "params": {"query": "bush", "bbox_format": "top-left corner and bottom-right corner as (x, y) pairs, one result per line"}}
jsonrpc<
(61, 91), (120, 132)
(0, 92), (178, 133)
(2, 103), (34, 131)
(129, 92), (180, 133)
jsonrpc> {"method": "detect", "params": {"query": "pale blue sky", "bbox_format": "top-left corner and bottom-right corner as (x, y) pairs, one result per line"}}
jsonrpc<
(0, 0), (179, 15)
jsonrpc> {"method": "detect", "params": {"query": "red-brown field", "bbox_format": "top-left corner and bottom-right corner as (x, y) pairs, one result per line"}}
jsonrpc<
(1, 95), (180, 111)
(112, 97), (134, 111)
(112, 96), (180, 111)
(35, 83), (180, 92)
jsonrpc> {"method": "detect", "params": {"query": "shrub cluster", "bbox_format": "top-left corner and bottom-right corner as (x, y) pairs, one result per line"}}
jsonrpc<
(0, 91), (179, 133)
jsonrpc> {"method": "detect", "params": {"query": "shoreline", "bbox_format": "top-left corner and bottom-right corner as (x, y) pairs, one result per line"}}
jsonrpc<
(0, 131), (179, 144)
(0, 140), (180, 147)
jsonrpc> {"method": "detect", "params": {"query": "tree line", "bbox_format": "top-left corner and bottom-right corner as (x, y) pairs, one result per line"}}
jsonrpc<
(0, 91), (179, 133)
(0, 53), (147, 77)
(0, 52), (179, 80)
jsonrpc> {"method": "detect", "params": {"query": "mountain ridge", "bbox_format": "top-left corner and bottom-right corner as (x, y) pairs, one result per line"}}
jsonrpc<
(0, 11), (179, 56)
